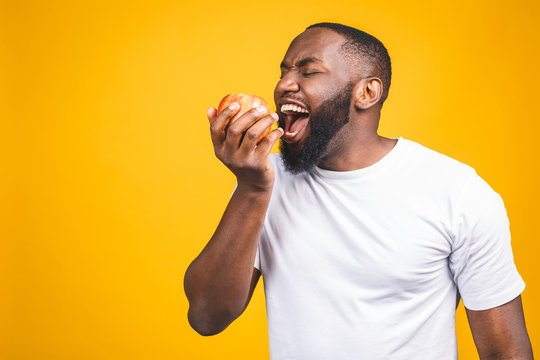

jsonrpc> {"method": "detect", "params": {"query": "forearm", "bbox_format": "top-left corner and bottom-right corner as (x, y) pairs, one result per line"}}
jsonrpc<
(184, 185), (271, 333)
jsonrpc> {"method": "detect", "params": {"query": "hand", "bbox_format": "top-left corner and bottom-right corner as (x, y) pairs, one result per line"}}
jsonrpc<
(208, 102), (283, 192)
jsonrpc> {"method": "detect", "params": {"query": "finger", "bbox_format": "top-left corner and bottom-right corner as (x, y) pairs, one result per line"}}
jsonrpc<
(207, 107), (217, 125)
(224, 105), (268, 149)
(239, 112), (279, 151)
(211, 102), (240, 134)
(210, 102), (240, 143)
(255, 127), (284, 157)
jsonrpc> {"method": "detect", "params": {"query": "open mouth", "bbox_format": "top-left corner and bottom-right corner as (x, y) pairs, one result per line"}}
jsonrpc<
(280, 103), (310, 143)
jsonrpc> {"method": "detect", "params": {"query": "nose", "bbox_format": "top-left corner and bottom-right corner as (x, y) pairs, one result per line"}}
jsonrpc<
(275, 73), (300, 95)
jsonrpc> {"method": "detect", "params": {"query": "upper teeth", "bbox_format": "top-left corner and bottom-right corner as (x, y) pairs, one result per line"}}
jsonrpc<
(280, 104), (308, 114)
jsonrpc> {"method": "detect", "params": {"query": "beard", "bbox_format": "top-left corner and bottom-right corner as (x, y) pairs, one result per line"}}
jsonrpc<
(279, 81), (355, 174)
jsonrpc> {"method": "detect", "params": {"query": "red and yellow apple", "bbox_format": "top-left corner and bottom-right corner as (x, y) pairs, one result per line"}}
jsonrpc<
(217, 93), (274, 143)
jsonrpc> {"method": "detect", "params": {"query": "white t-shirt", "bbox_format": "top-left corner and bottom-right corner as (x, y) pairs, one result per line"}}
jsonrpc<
(253, 137), (525, 360)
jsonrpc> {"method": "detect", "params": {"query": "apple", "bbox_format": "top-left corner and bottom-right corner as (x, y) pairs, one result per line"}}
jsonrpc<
(217, 93), (273, 143)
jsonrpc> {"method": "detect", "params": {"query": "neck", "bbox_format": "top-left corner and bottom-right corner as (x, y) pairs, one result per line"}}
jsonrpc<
(317, 132), (398, 172)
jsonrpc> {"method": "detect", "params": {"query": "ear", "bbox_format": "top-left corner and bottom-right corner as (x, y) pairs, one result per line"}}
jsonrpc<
(352, 77), (383, 110)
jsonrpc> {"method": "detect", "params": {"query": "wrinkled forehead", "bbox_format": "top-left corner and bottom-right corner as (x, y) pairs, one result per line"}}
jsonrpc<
(282, 28), (347, 66)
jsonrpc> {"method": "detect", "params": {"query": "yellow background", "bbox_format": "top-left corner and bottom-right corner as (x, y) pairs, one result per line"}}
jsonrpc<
(2, 0), (538, 358)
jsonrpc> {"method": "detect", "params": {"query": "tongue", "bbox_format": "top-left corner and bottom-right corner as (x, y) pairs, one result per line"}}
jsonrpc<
(290, 115), (309, 133)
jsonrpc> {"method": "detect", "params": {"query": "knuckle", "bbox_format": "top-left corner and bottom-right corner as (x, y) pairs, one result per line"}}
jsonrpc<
(210, 119), (222, 130)
(259, 134), (273, 145)
(228, 127), (241, 137)
(258, 140), (270, 148)
(243, 108), (259, 120)
(210, 126), (223, 138)
(246, 130), (258, 140)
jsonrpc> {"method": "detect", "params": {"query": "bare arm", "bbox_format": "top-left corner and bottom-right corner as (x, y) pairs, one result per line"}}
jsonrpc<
(466, 295), (533, 359)
(184, 103), (282, 336)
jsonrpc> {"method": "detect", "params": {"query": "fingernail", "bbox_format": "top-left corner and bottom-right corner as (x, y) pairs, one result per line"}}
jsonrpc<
(229, 102), (239, 110)
(271, 112), (279, 120)
(255, 105), (266, 114)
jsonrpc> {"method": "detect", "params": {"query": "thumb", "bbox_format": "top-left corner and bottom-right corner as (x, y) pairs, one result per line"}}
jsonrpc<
(207, 107), (217, 125)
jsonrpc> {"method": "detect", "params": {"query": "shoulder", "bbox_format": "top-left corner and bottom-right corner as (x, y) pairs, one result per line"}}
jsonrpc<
(398, 138), (478, 194)
(401, 138), (475, 177)
(405, 139), (501, 197)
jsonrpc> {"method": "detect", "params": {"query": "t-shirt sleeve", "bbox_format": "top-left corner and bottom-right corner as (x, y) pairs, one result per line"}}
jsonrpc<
(449, 170), (525, 311)
(254, 220), (268, 271)
(254, 245), (261, 270)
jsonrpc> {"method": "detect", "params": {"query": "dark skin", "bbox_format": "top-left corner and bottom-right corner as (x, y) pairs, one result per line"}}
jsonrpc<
(466, 296), (533, 359)
(184, 28), (533, 358)
(275, 28), (397, 170)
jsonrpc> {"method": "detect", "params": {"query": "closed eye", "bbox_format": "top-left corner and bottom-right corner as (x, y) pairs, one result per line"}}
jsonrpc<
(278, 70), (321, 79)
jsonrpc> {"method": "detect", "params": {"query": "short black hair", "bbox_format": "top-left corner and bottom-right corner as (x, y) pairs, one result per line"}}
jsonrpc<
(306, 22), (392, 107)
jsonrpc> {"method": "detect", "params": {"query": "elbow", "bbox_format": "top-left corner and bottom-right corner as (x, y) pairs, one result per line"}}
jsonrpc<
(187, 306), (236, 336)
(478, 348), (534, 360)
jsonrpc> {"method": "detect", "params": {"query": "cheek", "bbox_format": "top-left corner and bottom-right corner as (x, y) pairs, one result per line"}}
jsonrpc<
(307, 85), (339, 110)
(302, 83), (326, 108)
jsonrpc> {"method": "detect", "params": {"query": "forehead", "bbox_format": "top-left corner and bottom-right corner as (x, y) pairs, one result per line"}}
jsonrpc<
(282, 28), (347, 66)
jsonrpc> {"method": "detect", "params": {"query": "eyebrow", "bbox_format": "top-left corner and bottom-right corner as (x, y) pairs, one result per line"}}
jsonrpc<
(280, 56), (323, 69)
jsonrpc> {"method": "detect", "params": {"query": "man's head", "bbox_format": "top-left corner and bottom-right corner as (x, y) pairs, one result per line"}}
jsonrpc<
(274, 23), (392, 174)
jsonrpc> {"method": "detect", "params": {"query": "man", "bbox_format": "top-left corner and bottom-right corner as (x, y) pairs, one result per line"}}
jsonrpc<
(184, 23), (533, 359)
